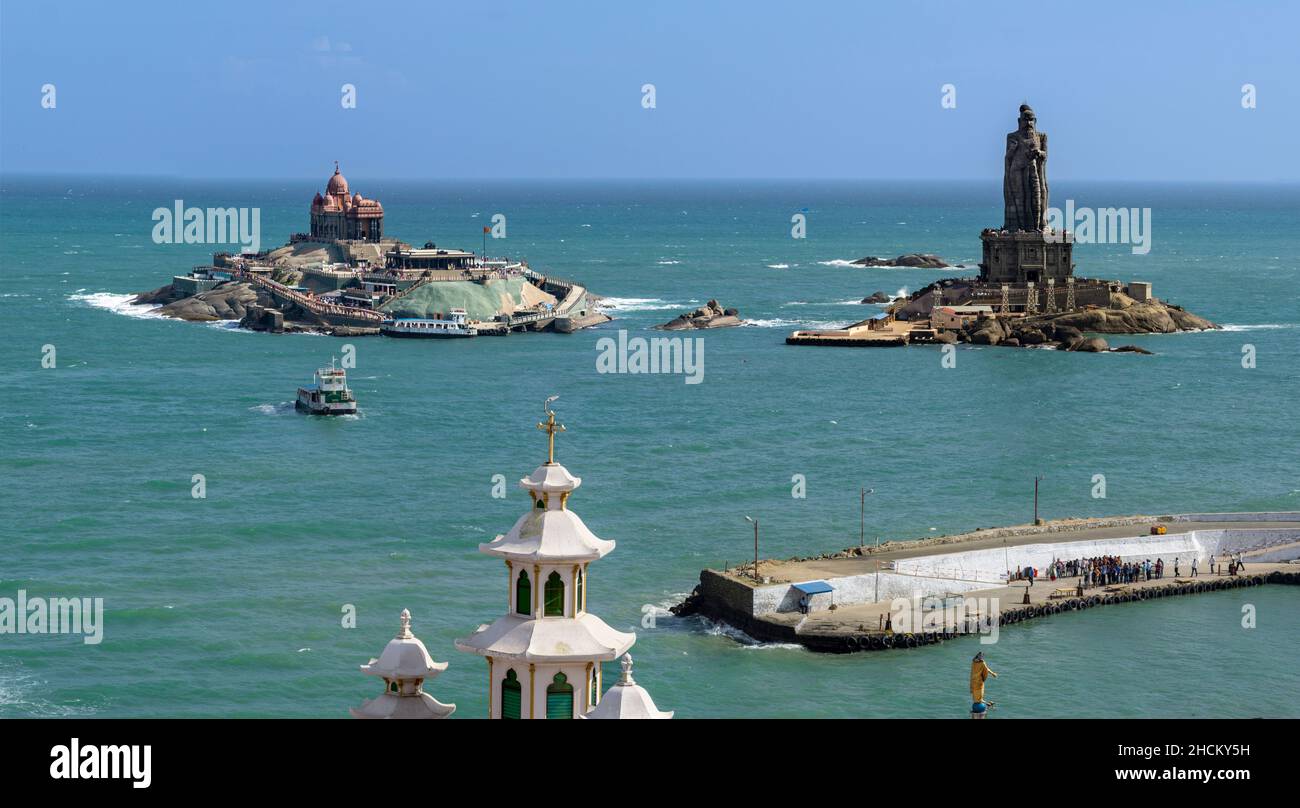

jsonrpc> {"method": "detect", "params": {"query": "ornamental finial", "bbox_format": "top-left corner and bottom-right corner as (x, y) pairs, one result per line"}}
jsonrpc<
(397, 608), (413, 639)
(618, 653), (635, 686)
(537, 396), (566, 465)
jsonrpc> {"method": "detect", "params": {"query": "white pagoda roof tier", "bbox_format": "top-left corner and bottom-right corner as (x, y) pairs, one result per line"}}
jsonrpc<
(455, 612), (634, 663)
(351, 691), (456, 720)
(479, 496), (615, 563)
(359, 612), (449, 680)
(521, 461), (581, 495)
(581, 654), (673, 720)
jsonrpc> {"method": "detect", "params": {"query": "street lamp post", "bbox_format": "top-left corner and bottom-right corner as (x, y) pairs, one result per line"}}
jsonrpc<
(1034, 475), (1044, 525)
(744, 516), (759, 581)
(859, 487), (874, 547)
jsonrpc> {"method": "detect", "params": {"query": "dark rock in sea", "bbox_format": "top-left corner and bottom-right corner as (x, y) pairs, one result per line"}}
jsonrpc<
(1111, 344), (1154, 355)
(156, 281), (262, 322)
(851, 253), (950, 269)
(1017, 328), (1047, 346)
(1043, 298), (1217, 334)
(657, 298), (743, 330)
(861, 291), (891, 304)
(1048, 324), (1083, 343)
(1001, 337), (1021, 348)
(133, 284), (185, 306)
(934, 330), (958, 344)
(1070, 337), (1110, 353)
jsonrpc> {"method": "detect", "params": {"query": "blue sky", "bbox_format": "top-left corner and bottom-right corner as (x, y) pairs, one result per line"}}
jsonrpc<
(2, 0), (1296, 181)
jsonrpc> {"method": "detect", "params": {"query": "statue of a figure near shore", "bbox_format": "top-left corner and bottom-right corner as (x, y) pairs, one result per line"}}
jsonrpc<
(1004, 104), (1049, 232)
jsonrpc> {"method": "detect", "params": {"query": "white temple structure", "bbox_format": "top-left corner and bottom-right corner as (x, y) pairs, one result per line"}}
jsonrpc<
(455, 401), (669, 719)
(582, 654), (674, 720)
(350, 609), (456, 719)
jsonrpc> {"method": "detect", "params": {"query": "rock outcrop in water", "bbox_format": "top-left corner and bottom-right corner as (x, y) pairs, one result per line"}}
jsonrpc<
(852, 253), (949, 269)
(942, 290), (1217, 354)
(1026, 295), (1218, 334)
(657, 299), (743, 330)
(136, 281), (265, 322)
(861, 291), (892, 304)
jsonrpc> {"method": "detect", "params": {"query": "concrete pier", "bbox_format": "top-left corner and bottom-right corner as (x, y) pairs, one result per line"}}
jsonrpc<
(674, 512), (1300, 653)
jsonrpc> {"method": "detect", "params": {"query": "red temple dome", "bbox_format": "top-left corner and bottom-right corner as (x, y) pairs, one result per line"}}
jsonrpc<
(327, 163), (349, 196)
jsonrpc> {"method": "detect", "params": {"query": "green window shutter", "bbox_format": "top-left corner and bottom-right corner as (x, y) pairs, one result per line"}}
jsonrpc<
(516, 570), (531, 615)
(501, 670), (521, 720)
(544, 571), (564, 617)
(546, 673), (573, 719)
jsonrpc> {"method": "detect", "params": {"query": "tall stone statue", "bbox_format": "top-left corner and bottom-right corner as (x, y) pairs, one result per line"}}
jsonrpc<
(1003, 104), (1048, 232)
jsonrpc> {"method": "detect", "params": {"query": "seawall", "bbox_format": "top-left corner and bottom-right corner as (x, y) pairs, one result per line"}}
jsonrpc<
(674, 512), (1300, 653)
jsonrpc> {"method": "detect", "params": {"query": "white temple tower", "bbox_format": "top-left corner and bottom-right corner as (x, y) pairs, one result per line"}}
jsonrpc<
(455, 402), (635, 719)
(350, 609), (456, 719)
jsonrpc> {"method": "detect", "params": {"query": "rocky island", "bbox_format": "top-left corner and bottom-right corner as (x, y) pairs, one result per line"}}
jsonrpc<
(851, 253), (951, 269)
(656, 300), (743, 330)
(788, 105), (1217, 352)
(129, 164), (610, 338)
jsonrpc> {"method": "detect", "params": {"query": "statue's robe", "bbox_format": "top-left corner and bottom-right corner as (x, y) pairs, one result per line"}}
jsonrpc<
(1004, 130), (1049, 231)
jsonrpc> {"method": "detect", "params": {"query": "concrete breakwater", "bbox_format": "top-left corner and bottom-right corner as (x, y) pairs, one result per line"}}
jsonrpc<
(673, 513), (1300, 653)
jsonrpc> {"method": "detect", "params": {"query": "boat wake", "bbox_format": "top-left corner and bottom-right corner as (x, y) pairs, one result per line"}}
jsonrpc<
(249, 402), (297, 416)
(1218, 323), (1298, 332)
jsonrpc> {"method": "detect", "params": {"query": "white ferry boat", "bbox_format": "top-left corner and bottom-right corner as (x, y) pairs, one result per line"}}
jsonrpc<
(380, 308), (476, 339)
(296, 360), (358, 415)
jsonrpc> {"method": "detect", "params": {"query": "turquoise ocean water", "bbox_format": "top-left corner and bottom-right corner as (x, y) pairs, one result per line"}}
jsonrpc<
(1, 177), (1297, 717)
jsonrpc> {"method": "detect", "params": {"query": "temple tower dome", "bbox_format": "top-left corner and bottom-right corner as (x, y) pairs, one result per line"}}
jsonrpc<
(350, 609), (456, 719)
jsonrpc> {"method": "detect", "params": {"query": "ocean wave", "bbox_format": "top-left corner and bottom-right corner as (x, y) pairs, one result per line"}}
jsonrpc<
(67, 292), (164, 320)
(745, 318), (848, 330)
(205, 320), (251, 333)
(766, 263), (791, 269)
(701, 618), (804, 650)
(655, 260), (681, 265)
(784, 299), (868, 307)
(1218, 323), (1298, 332)
(597, 297), (693, 312)
(817, 259), (858, 267)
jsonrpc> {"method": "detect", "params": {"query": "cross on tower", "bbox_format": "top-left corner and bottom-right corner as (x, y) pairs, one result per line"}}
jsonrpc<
(537, 397), (566, 465)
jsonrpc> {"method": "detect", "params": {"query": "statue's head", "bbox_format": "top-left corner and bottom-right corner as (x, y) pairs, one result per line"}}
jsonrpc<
(1018, 104), (1036, 131)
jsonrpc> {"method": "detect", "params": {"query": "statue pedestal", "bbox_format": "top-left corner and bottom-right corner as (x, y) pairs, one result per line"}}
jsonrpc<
(979, 229), (1073, 286)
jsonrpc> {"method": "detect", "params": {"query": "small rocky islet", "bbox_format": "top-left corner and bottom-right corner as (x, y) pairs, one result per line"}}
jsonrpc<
(656, 299), (743, 330)
(851, 253), (953, 269)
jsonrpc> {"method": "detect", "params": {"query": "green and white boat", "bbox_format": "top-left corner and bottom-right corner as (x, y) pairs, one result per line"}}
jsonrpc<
(296, 360), (357, 416)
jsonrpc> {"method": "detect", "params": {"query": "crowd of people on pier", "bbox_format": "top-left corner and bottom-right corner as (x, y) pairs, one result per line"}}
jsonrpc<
(1009, 553), (1251, 588)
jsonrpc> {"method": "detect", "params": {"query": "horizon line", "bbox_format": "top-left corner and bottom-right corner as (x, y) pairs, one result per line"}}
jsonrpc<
(2, 172), (1299, 185)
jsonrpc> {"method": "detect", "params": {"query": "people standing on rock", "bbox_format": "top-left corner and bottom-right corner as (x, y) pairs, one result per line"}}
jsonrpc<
(1174, 558), (1180, 577)
(1191, 557), (1198, 577)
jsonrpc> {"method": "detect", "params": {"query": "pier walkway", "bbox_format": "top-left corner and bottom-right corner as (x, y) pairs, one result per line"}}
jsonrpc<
(677, 512), (1300, 653)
